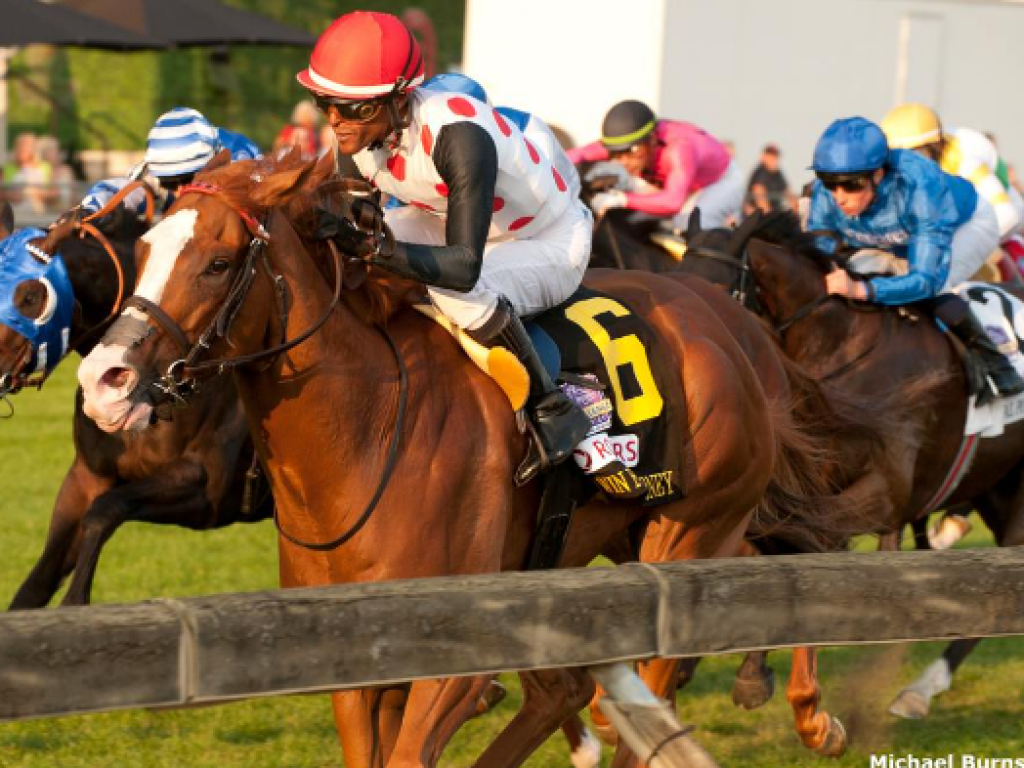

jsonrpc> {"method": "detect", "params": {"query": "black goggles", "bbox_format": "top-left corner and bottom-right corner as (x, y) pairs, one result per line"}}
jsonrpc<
(313, 93), (385, 123)
(817, 173), (873, 193)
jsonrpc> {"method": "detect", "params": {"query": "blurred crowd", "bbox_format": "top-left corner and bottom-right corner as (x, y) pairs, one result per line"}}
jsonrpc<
(0, 131), (76, 214)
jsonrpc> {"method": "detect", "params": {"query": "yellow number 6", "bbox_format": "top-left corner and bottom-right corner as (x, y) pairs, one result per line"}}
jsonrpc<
(565, 297), (664, 426)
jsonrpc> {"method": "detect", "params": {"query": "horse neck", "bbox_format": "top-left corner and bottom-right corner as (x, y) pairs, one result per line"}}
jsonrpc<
(748, 244), (867, 368)
(65, 235), (137, 356)
(233, 214), (400, 520)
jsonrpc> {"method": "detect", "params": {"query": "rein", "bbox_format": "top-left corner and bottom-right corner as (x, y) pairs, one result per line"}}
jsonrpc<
(0, 183), (153, 396)
(125, 181), (409, 551)
(689, 236), (896, 382)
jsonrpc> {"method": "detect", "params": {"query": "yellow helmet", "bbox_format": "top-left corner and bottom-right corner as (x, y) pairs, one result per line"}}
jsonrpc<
(881, 103), (943, 150)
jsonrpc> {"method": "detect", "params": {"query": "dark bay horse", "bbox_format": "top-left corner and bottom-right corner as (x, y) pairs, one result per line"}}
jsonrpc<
(0, 200), (272, 609)
(680, 211), (1024, 719)
(76, 152), (865, 767)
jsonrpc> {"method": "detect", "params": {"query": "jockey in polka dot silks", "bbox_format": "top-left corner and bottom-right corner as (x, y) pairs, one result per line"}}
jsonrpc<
(299, 10), (592, 485)
(80, 107), (261, 219)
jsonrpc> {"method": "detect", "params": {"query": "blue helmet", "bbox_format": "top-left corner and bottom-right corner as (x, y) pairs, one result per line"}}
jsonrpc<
(421, 73), (490, 106)
(811, 117), (889, 175)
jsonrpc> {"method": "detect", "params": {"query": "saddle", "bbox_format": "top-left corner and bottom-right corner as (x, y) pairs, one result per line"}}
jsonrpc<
(423, 285), (685, 507)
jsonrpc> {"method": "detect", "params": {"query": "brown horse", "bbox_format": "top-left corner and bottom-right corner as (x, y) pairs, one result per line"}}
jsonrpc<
(77, 152), (863, 767)
(0, 201), (272, 609)
(680, 211), (1024, 718)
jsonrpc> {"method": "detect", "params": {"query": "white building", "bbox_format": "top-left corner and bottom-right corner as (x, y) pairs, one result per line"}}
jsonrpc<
(464, 0), (1024, 189)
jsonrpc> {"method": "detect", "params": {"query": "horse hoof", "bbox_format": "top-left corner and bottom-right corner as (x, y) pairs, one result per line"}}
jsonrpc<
(731, 668), (775, 710)
(570, 729), (603, 768)
(888, 690), (930, 720)
(592, 721), (620, 747)
(473, 680), (507, 717)
(814, 716), (847, 758)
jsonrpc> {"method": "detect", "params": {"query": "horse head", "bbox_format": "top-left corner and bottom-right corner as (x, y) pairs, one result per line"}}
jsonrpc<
(0, 207), (78, 396)
(76, 149), (367, 432)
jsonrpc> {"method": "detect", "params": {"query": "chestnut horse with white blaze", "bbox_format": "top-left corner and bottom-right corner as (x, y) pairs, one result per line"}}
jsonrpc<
(78, 153), (858, 767)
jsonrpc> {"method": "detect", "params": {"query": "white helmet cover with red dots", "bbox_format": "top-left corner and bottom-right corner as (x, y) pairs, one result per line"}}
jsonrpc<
(296, 11), (425, 100)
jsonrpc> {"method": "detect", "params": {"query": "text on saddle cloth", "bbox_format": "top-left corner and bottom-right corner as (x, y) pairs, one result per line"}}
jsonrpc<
(532, 285), (682, 507)
(957, 282), (1024, 437)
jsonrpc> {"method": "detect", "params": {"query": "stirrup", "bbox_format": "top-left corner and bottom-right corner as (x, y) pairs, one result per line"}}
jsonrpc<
(515, 419), (552, 486)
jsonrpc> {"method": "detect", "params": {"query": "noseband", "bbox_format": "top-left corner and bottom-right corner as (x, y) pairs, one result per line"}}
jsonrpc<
(119, 181), (346, 407)
(120, 181), (410, 554)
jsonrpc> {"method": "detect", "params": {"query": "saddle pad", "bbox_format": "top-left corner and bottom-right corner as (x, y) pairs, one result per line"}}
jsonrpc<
(533, 285), (684, 507)
(957, 282), (1024, 437)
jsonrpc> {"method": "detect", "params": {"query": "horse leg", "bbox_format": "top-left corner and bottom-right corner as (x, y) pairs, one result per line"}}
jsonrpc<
(561, 714), (602, 768)
(386, 676), (493, 768)
(877, 529), (901, 551)
(732, 650), (775, 709)
(911, 517), (932, 550)
(60, 463), (211, 607)
(473, 669), (595, 768)
(9, 459), (109, 610)
(889, 487), (1022, 720)
(785, 647), (846, 756)
(333, 690), (388, 768)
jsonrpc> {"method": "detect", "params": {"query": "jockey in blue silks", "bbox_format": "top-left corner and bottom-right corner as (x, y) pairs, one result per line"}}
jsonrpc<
(806, 116), (1024, 401)
(81, 107), (262, 219)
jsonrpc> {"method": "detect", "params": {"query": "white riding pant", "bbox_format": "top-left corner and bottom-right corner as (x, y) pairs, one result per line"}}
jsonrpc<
(673, 160), (744, 230)
(945, 196), (1000, 288)
(385, 200), (593, 330)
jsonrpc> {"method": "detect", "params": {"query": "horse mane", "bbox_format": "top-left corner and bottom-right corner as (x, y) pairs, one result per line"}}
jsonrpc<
(195, 149), (421, 326)
(746, 210), (835, 274)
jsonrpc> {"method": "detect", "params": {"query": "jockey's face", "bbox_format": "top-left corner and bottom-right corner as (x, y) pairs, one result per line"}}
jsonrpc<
(610, 135), (655, 177)
(322, 94), (407, 155)
(829, 168), (884, 217)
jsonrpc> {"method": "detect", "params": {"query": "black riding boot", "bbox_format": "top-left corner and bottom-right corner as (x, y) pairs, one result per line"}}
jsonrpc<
(470, 297), (593, 485)
(933, 293), (1024, 402)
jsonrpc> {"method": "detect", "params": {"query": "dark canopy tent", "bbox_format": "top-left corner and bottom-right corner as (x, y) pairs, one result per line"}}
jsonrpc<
(0, 0), (162, 177)
(0, 0), (161, 48)
(57, 0), (314, 47)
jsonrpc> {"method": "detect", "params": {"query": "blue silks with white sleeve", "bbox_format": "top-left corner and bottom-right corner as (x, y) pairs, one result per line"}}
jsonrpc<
(806, 148), (979, 305)
(0, 228), (75, 375)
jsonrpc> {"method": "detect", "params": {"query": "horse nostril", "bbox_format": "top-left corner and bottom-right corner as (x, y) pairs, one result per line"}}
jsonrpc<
(100, 367), (133, 390)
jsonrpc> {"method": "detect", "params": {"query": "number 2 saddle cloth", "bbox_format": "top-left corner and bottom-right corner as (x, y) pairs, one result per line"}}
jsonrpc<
(419, 284), (685, 507)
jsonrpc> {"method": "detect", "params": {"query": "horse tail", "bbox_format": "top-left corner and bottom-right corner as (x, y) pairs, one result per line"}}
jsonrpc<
(749, 393), (865, 554)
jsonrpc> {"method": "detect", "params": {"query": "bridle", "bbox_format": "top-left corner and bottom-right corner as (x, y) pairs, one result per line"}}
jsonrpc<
(0, 181), (149, 398)
(125, 181), (347, 406)
(688, 231), (895, 382)
(120, 181), (409, 552)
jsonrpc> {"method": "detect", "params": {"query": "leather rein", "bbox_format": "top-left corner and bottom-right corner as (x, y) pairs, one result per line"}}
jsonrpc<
(127, 181), (409, 552)
(0, 180), (150, 397)
(688, 238), (892, 382)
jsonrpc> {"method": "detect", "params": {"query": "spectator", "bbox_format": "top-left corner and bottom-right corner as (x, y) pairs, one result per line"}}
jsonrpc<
(273, 100), (321, 160)
(36, 135), (76, 212)
(746, 143), (794, 215)
(3, 133), (49, 213)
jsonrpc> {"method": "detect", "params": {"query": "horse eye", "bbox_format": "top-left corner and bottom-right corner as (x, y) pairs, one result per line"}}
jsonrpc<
(204, 259), (230, 276)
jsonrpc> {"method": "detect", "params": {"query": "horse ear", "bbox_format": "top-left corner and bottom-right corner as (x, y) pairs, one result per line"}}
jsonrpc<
(204, 149), (232, 172)
(727, 210), (765, 256)
(250, 160), (320, 209)
(685, 207), (702, 241)
(0, 200), (14, 239)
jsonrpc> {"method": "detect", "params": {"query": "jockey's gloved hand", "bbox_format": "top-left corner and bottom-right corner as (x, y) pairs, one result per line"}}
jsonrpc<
(590, 190), (628, 216)
(313, 206), (377, 259)
(584, 162), (635, 191)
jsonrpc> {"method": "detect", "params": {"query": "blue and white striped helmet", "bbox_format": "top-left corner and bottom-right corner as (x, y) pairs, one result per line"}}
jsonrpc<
(144, 107), (219, 178)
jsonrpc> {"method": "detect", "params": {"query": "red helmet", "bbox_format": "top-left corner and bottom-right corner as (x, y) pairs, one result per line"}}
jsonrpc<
(297, 11), (425, 100)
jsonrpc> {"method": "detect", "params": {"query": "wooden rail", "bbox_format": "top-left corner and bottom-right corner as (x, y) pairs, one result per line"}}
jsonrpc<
(2, 548), (1023, 722)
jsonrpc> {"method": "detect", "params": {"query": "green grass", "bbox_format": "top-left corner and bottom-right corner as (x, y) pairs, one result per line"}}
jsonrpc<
(1, 363), (1023, 766)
